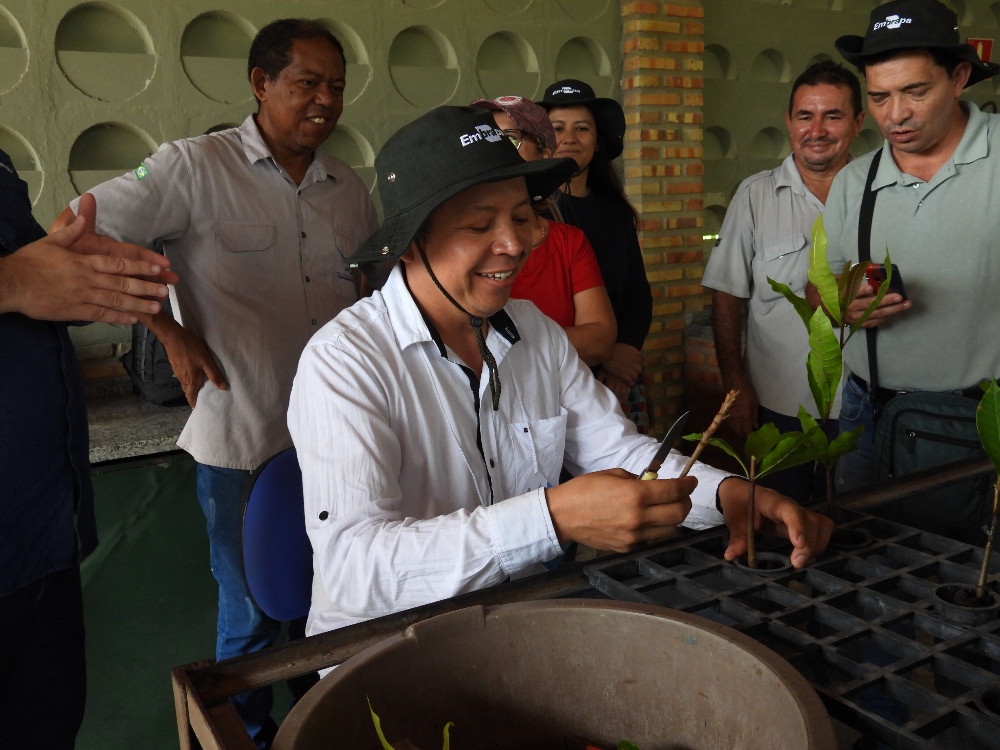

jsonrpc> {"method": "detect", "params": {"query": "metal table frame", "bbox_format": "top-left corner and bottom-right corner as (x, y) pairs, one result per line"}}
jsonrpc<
(171, 457), (996, 750)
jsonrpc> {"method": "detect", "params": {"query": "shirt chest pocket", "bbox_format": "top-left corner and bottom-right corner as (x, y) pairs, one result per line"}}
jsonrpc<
(503, 409), (568, 497)
(215, 221), (278, 297)
(754, 232), (809, 303)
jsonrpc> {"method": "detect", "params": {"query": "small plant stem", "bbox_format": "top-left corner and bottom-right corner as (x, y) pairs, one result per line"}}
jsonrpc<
(680, 389), (738, 478)
(747, 456), (758, 569)
(975, 478), (1000, 599)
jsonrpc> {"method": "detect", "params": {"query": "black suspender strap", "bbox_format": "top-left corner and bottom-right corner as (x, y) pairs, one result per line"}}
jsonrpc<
(858, 148), (883, 394)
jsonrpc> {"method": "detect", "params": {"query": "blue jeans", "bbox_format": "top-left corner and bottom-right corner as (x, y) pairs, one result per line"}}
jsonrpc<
(834, 375), (877, 494)
(197, 464), (280, 749)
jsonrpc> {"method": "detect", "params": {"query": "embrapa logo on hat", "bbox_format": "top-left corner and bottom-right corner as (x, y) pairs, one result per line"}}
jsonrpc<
(552, 85), (581, 95)
(874, 13), (912, 30)
(459, 124), (505, 147)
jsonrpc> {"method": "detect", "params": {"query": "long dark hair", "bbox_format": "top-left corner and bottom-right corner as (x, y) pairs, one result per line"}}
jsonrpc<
(562, 104), (639, 228)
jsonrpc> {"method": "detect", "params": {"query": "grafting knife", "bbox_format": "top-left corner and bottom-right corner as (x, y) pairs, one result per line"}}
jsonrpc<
(639, 411), (690, 480)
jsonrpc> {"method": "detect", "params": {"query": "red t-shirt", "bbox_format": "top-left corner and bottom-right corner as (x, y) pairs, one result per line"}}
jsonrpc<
(510, 220), (605, 328)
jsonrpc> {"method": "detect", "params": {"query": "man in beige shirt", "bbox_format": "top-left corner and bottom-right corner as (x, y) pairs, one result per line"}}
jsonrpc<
(53, 18), (377, 748)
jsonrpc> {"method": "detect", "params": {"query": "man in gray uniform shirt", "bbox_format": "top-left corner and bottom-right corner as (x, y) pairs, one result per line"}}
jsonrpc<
(53, 18), (377, 748)
(703, 61), (864, 503)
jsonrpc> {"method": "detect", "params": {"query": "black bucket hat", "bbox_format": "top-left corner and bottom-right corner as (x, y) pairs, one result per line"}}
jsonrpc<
(352, 107), (577, 265)
(537, 79), (627, 160)
(836, 0), (1000, 88)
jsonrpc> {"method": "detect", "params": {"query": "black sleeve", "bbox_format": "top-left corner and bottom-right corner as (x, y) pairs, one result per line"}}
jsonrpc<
(0, 149), (45, 256)
(615, 218), (652, 349)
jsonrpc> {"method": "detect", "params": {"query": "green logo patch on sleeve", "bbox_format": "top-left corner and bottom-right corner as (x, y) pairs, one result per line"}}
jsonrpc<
(134, 162), (149, 180)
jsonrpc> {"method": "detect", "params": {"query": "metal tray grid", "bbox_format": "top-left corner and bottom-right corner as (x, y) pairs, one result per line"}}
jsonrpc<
(583, 511), (1000, 750)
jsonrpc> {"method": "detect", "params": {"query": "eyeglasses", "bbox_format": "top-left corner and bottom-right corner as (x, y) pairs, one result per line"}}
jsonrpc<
(502, 129), (526, 150)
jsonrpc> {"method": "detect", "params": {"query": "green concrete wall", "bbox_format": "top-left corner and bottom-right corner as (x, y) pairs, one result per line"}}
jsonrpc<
(0, 0), (623, 349)
(0, 0), (624, 229)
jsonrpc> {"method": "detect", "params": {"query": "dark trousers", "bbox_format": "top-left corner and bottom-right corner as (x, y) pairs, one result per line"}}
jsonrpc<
(757, 406), (839, 505)
(0, 566), (87, 750)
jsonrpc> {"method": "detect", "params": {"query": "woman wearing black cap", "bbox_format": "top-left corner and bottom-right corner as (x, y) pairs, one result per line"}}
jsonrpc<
(539, 79), (654, 432)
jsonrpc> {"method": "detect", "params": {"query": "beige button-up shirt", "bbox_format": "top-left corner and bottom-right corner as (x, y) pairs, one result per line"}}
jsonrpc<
(77, 116), (378, 469)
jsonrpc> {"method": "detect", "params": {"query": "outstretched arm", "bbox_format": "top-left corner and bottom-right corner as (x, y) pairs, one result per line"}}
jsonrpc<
(0, 195), (174, 323)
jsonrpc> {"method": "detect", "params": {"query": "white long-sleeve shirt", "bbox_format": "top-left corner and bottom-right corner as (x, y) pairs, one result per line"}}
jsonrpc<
(288, 266), (729, 637)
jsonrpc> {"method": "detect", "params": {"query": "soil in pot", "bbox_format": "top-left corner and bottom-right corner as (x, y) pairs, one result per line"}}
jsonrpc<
(932, 583), (1000, 626)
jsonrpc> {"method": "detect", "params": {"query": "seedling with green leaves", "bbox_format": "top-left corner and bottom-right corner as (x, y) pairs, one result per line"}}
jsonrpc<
(767, 215), (894, 517)
(685, 405), (822, 568)
(975, 380), (1000, 601)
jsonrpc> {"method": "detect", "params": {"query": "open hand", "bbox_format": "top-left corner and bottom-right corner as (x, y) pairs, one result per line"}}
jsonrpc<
(717, 478), (833, 568)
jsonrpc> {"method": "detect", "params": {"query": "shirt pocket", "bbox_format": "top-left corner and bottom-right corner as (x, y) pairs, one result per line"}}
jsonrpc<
(754, 232), (810, 303)
(504, 408), (568, 497)
(215, 220), (277, 297)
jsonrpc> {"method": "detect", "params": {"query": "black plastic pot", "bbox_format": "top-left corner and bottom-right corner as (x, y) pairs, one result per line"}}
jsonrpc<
(733, 551), (793, 575)
(932, 583), (1000, 626)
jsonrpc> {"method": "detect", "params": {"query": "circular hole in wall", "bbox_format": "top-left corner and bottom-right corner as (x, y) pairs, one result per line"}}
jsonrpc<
(748, 126), (789, 159)
(0, 6), (27, 95)
(315, 19), (371, 105)
(483, 0), (533, 15)
(0, 126), (41, 203)
(388, 26), (459, 107)
(554, 36), (612, 86)
(703, 126), (739, 195)
(557, 0), (610, 22)
(476, 32), (539, 99)
(751, 49), (790, 83)
(181, 12), (255, 104)
(322, 126), (376, 190)
(703, 126), (736, 160)
(55, 2), (155, 102)
(704, 44), (734, 80)
(851, 128), (882, 156)
(950, 0), (970, 25)
(68, 122), (156, 195)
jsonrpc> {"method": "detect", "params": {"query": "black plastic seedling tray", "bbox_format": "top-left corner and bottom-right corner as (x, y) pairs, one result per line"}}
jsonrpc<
(583, 511), (1000, 750)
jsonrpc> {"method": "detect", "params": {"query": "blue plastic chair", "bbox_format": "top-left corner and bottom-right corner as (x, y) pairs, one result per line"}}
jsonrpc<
(240, 447), (313, 622)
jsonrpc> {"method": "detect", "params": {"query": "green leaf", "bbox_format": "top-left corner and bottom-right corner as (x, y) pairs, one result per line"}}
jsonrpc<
(745, 422), (781, 464)
(977, 381), (1000, 476)
(807, 215), (842, 327)
(767, 277), (814, 330)
(443, 721), (454, 750)
(757, 427), (823, 479)
(846, 247), (893, 341)
(618, 743), (642, 750)
(685, 433), (748, 477)
(368, 699), (396, 750)
(838, 261), (870, 320)
(806, 307), (843, 417)
(822, 425), (865, 464)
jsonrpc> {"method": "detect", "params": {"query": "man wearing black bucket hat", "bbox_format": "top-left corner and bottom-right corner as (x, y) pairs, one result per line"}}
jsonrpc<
(808, 0), (1000, 531)
(288, 107), (833, 638)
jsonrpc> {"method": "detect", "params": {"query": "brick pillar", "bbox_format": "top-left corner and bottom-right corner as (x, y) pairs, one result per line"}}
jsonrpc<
(620, 1), (705, 432)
